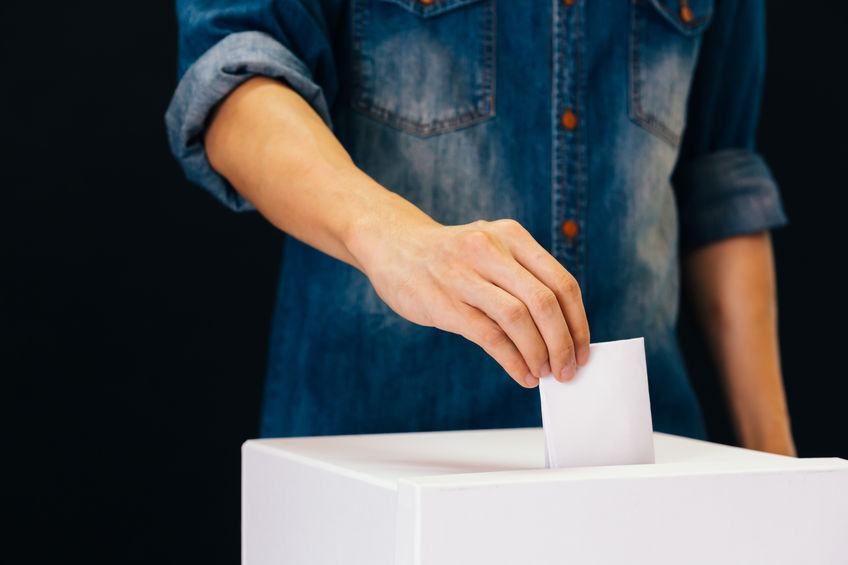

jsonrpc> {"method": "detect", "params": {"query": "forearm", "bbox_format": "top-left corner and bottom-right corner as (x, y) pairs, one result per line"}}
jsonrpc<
(204, 76), (435, 271)
(201, 76), (590, 388)
(683, 232), (795, 455)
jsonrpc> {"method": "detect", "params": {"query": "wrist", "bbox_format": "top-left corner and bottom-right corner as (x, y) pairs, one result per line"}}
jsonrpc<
(343, 185), (440, 274)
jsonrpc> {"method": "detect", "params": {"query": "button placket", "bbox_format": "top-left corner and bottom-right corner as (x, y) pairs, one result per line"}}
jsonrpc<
(551, 0), (585, 283)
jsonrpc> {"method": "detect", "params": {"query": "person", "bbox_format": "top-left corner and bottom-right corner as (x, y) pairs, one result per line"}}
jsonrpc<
(166, 0), (796, 455)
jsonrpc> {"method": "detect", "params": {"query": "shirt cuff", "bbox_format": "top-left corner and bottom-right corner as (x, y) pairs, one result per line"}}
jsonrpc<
(165, 31), (333, 212)
(673, 148), (788, 251)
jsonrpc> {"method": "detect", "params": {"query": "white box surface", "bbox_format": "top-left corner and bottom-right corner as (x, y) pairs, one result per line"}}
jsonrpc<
(242, 429), (848, 564)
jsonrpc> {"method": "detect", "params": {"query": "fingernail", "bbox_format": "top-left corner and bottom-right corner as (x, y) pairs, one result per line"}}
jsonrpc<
(560, 359), (576, 382)
(577, 345), (590, 365)
(539, 361), (552, 379)
(525, 373), (540, 388)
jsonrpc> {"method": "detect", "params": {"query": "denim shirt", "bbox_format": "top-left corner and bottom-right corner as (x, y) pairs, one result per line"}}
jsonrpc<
(166, 0), (786, 439)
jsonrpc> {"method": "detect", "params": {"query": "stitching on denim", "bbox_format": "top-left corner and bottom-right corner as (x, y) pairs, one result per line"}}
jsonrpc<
(574, 0), (584, 284)
(550, 0), (558, 264)
(550, 0), (564, 264)
(352, 0), (367, 111)
(483, 0), (495, 118)
(379, 0), (483, 16)
(553, 0), (582, 279)
(352, 102), (494, 135)
(349, 0), (496, 137)
(628, 0), (683, 147)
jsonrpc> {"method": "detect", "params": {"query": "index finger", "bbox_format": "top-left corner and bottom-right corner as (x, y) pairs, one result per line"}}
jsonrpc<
(497, 222), (591, 365)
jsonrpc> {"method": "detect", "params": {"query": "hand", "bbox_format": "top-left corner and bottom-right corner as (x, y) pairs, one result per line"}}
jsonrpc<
(204, 78), (589, 388)
(205, 79), (589, 388)
(349, 215), (590, 388)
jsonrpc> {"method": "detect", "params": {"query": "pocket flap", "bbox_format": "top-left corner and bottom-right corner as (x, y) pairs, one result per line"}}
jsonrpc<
(377, 0), (486, 18)
(645, 0), (714, 36)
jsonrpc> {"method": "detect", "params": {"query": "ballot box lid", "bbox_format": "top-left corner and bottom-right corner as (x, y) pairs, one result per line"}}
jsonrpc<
(244, 428), (832, 490)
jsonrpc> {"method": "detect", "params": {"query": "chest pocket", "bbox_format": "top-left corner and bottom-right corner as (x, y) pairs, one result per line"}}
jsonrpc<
(629, 0), (714, 146)
(351, 0), (495, 136)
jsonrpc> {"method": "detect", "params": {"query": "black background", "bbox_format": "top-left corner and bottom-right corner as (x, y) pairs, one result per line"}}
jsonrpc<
(3, 2), (846, 563)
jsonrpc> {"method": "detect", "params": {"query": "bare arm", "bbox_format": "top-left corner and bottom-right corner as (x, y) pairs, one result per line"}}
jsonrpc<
(204, 77), (590, 387)
(683, 232), (796, 455)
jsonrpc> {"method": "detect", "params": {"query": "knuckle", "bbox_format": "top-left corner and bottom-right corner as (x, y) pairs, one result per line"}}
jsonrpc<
(460, 230), (493, 255)
(479, 323), (509, 349)
(494, 218), (523, 235)
(559, 342), (576, 361)
(501, 300), (527, 325)
(571, 319), (589, 343)
(529, 288), (558, 315)
(565, 278), (583, 301)
(573, 323), (590, 343)
(553, 271), (581, 302)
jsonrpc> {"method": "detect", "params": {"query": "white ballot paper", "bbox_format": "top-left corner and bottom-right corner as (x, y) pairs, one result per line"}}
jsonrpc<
(539, 337), (655, 468)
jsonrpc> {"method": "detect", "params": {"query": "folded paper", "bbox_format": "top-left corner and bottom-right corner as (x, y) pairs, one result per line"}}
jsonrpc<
(539, 337), (655, 468)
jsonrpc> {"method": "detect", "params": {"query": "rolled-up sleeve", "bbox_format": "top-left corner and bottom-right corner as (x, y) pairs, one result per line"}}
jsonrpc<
(672, 0), (787, 251)
(165, 1), (342, 212)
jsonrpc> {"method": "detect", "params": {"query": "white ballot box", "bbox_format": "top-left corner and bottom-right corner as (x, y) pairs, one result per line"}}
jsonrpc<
(242, 428), (848, 564)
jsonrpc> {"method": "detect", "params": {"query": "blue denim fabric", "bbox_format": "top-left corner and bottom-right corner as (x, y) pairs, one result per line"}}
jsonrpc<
(166, 0), (786, 439)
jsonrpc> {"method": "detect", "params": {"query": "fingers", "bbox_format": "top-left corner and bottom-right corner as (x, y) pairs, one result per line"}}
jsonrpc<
(452, 302), (539, 388)
(491, 220), (591, 367)
(411, 220), (589, 389)
(471, 256), (576, 382)
(460, 278), (550, 381)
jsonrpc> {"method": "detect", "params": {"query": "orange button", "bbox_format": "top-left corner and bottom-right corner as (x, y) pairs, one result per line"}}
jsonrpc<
(563, 0), (575, 6)
(680, 1), (693, 23)
(561, 220), (579, 240)
(421, 0), (434, 4)
(561, 109), (577, 130)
